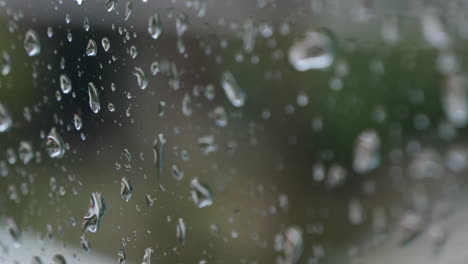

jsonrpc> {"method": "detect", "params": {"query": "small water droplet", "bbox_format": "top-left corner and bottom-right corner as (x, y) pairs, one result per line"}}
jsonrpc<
(46, 127), (65, 158)
(108, 103), (115, 112)
(150, 61), (160, 75)
(52, 254), (67, 264)
(274, 226), (303, 264)
(74, 114), (82, 130)
(352, 129), (381, 174)
(176, 218), (186, 245)
(88, 82), (100, 113)
(117, 250), (126, 264)
(86, 39), (97, 56)
(443, 73), (468, 127)
(31, 256), (43, 264)
(120, 177), (132, 202)
(168, 61), (180, 90)
(80, 235), (90, 251)
(130, 45), (138, 59)
(105, 0), (118, 12)
(59, 74), (72, 94)
(18, 141), (33, 165)
(82, 192), (106, 233)
(209, 106), (228, 127)
(176, 13), (188, 36)
(24, 29), (41, 56)
(158, 101), (166, 116)
(1, 51), (11, 76)
(190, 177), (214, 208)
(133, 67), (148, 90)
(6, 217), (21, 248)
(145, 194), (154, 206)
(153, 133), (166, 180)
(141, 248), (154, 264)
(124, 2), (132, 20)
(221, 71), (245, 107)
(0, 103), (12, 132)
(171, 164), (184, 181)
(65, 14), (71, 24)
(148, 13), (162, 39)
(288, 29), (336, 71)
(182, 93), (192, 116)
(83, 17), (90, 31)
(101, 37), (110, 52)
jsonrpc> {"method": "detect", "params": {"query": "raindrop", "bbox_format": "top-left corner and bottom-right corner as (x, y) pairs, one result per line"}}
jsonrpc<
(176, 13), (188, 36)
(59, 74), (72, 94)
(274, 226), (303, 264)
(171, 164), (184, 181)
(1, 51), (11, 76)
(104, 0), (118, 12)
(80, 235), (90, 251)
(124, 2), (132, 20)
(6, 217), (21, 248)
(288, 29), (336, 71)
(101, 37), (110, 52)
(130, 45), (138, 59)
(182, 93), (192, 116)
(348, 199), (365, 225)
(158, 101), (166, 116)
(209, 106), (228, 127)
(65, 14), (71, 24)
(82, 192), (106, 233)
(176, 218), (186, 245)
(52, 255), (66, 264)
(74, 114), (82, 130)
(381, 15), (399, 45)
(150, 61), (160, 75)
(420, 8), (451, 50)
(443, 73), (468, 127)
(31, 256), (43, 264)
(83, 17), (90, 31)
(47, 27), (53, 38)
(148, 13), (162, 39)
(24, 29), (41, 56)
(120, 177), (132, 202)
(117, 250), (126, 264)
(141, 248), (154, 264)
(18, 141), (33, 165)
(46, 127), (65, 158)
(108, 103), (115, 112)
(74, 0), (84, 5)
(352, 129), (381, 174)
(133, 67), (148, 90)
(196, 0), (207, 17)
(168, 61), (180, 90)
(88, 82), (100, 113)
(0, 103), (12, 132)
(153, 133), (166, 180)
(86, 39), (97, 56)
(221, 71), (246, 107)
(145, 194), (154, 206)
(190, 177), (214, 208)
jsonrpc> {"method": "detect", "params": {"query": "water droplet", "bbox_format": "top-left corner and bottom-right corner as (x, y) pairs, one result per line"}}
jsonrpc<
(59, 74), (72, 94)
(153, 133), (166, 180)
(101, 37), (110, 52)
(104, 0), (118, 12)
(52, 254), (67, 264)
(130, 45), (138, 59)
(221, 71), (245, 107)
(120, 177), (132, 202)
(168, 61), (180, 90)
(88, 82), (100, 113)
(182, 93), (192, 116)
(176, 13), (188, 36)
(196, 0), (207, 17)
(158, 101), (166, 116)
(141, 248), (154, 264)
(24, 29), (41, 56)
(288, 29), (336, 71)
(150, 61), (160, 75)
(80, 235), (90, 251)
(74, 114), (82, 130)
(0, 103), (12, 132)
(46, 127), (65, 158)
(83, 17), (90, 32)
(108, 103), (115, 112)
(86, 39), (97, 56)
(82, 192), (106, 233)
(145, 194), (154, 206)
(443, 73), (468, 127)
(31, 256), (43, 264)
(381, 15), (399, 45)
(65, 14), (71, 24)
(209, 106), (228, 127)
(420, 7), (451, 50)
(117, 250), (126, 264)
(1, 51), (11, 76)
(274, 227), (303, 264)
(348, 199), (365, 225)
(133, 67), (148, 90)
(124, 2), (132, 20)
(190, 177), (214, 208)
(176, 218), (186, 245)
(6, 217), (21, 248)
(171, 164), (184, 181)
(18, 141), (33, 165)
(148, 13), (162, 39)
(397, 212), (423, 246)
(47, 27), (53, 38)
(198, 135), (218, 154)
(352, 129), (381, 174)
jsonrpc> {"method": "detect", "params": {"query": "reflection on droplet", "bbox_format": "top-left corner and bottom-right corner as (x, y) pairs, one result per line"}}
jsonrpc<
(82, 192), (106, 233)
(176, 218), (186, 245)
(46, 127), (65, 158)
(88, 82), (100, 113)
(120, 177), (132, 202)
(24, 29), (40, 56)
(443, 73), (468, 127)
(141, 247), (153, 264)
(133, 67), (148, 90)
(86, 39), (97, 56)
(153, 133), (166, 180)
(101, 37), (110, 52)
(221, 71), (245, 107)
(288, 29), (336, 71)
(190, 177), (214, 208)
(52, 254), (67, 264)
(352, 129), (381, 174)
(148, 13), (162, 39)
(59, 74), (72, 94)
(104, 0), (118, 12)
(0, 103), (12, 132)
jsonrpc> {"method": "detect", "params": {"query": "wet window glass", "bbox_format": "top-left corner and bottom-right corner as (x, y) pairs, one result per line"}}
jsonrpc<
(0, 0), (466, 263)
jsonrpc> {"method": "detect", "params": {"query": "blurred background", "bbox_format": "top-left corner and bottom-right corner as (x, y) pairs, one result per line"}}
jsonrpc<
(1, 0), (468, 263)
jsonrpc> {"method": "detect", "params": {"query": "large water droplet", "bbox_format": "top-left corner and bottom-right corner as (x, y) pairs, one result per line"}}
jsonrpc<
(141, 248), (153, 264)
(148, 13), (162, 39)
(153, 133), (166, 180)
(352, 129), (381, 174)
(0, 103), (12, 132)
(1, 51), (11, 76)
(120, 177), (132, 202)
(86, 39), (97, 56)
(46, 127), (65, 158)
(24, 29), (41, 56)
(176, 218), (186, 245)
(190, 177), (214, 208)
(104, 0), (118, 12)
(133, 67), (148, 90)
(82, 192), (106, 233)
(88, 82), (100, 113)
(288, 29), (336, 71)
(59, 74), (72, 94)
(221, 71), (245, 107)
